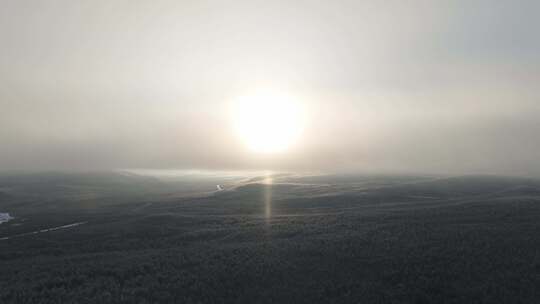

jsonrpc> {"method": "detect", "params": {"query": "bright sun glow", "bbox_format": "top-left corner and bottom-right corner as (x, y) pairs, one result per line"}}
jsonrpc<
(231, 92), (305, 153)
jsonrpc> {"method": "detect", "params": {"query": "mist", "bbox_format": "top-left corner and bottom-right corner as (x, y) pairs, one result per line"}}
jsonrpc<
(1, 0), (539, 175)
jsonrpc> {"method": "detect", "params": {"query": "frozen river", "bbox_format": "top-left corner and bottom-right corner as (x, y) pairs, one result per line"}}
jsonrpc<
(0, 221), (87, 241)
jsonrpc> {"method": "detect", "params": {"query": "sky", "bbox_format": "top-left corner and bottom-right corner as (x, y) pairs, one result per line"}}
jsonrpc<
(1, 0), (539, 175)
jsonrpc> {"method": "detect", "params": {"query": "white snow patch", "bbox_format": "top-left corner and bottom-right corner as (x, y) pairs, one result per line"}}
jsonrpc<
(0, 213), (13, 224)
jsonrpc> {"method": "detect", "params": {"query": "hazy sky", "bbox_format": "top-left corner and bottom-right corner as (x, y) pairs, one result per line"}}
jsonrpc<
(1, 0), (539, 175)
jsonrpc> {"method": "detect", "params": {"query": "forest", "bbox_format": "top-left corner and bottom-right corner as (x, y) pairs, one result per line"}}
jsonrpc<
(1, 172), (539, 303)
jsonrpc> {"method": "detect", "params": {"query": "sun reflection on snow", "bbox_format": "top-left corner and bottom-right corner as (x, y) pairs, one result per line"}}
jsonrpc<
(263, 174), (273, 222)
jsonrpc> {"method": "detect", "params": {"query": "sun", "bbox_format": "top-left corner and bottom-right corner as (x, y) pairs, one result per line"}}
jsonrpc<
(231, 92), (305, 153)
